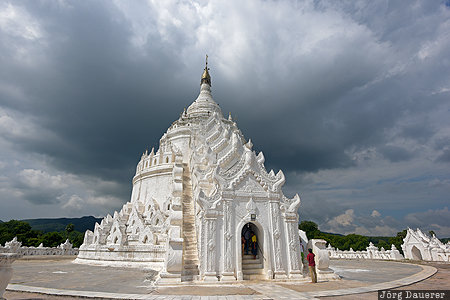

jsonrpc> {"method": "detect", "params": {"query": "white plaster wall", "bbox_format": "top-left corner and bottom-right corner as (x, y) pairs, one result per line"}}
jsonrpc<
(139, 174), (173, 207)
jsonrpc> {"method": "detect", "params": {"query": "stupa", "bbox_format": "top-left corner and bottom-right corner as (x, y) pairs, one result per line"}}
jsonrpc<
(76, 57), (303, 282)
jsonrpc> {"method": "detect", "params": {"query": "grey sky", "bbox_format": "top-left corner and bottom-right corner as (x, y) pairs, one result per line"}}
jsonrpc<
(0, 0), (449, 237)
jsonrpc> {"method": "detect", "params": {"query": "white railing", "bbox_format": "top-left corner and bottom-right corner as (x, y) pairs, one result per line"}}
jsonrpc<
(0, 237), (78, 256)
(327, 242), (404, 260)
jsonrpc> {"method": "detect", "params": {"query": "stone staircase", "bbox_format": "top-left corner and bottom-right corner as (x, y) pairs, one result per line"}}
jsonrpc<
(242, 254), (265, 280)
(181, 164), (200, 281)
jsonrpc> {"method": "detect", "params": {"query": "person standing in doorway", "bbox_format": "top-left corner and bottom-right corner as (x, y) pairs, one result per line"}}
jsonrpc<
(251, 232), (257, 258)
(243, 225), (252, 255)
(307, 248), (317, 283)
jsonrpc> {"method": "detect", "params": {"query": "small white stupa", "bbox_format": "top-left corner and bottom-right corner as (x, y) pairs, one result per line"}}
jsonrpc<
(76, 57), (303, 282)
(402, 228), (450, 262)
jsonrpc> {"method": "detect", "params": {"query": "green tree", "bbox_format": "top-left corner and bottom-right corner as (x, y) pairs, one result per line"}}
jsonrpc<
(0, 219), (88, 249)
(396, 229), (407, 239)
(341, 234), (369, 251)
(299, 221), (319, 240)
(39, 232), (64, 247)
(65, 223), (75, 239)
(0, 220), (40, 246)
(377, 240), (390, 250)
(68, 231), (85, 248)
(385, 229), (408, 255)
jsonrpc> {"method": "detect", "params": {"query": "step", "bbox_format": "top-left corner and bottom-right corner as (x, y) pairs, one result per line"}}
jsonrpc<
(183, 253), (198, 259)
(185, 253), (197, 258)
(242, 254), (259, 259)
(242, 268), (264, 275)
(183, 259), (199, 265)
(183, 264), (199, 269)
(242, 263), (263, 269)
(242, 258), (261, 264)
(181, 269), (199, 276)
(184, 242), (197, 247)
(183, 255), (198, 261)
(243, 274), (266, 280)
(181, 274), (200, 282)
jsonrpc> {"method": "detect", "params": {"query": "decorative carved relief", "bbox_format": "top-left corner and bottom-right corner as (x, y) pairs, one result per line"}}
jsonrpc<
(271, 202), (284, 272)
(206, 219), (216, 272)
(287, 221), (300, 272)
(223, 201), (233, 272)
(246, 198), (257, 214)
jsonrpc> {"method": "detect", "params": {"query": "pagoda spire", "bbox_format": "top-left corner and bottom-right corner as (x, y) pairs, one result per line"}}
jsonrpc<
(201, 54), (211, 86)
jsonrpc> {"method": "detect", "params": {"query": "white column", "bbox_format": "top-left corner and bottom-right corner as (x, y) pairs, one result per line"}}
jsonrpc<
(204, 211), (219, 281)
(270, 201), (287, 279)
(284, 213), (303, 279)
(221, 199), (236, 281)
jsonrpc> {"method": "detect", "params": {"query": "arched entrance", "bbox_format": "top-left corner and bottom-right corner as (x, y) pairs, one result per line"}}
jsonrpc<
(411, 245), (423, 260)
(241, 222), (265, 280)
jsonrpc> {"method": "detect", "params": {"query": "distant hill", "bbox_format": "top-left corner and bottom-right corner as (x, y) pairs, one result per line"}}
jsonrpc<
(321, 231), (344, 236)
(21, 216), (103, 233)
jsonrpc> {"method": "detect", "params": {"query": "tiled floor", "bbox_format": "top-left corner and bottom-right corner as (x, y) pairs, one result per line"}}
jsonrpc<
(4, 258), (443, 300)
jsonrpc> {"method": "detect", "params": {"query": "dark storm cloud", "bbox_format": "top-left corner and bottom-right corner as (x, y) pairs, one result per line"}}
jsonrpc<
(1, 0), (446, 180)
(379, 145), (413, 162)
(0, 1), (193, 185)
(13, 169), (68, 204)
(437, 149), (450, 162)
(401, 124), (435, 144)
(1, 0), (449, 235)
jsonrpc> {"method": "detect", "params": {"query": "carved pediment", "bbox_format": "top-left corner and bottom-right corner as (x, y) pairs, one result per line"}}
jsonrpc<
(236, 174), (267, 193)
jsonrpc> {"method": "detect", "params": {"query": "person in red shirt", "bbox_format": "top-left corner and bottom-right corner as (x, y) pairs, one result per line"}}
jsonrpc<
(306, 248), (317, 283)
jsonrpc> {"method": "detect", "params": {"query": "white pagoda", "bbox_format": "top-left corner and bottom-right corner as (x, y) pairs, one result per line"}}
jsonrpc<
(76, 59), (303, 282)
(402, 228), (450, 262)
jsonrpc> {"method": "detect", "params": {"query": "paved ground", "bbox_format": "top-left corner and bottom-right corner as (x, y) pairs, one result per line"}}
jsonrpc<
(318, 261), (450, 300)
(3, 257), (445, 299)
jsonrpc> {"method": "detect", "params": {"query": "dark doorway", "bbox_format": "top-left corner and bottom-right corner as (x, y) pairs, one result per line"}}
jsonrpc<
(241, 222), (264, 280)
(241, 223), (260, 257)
(411, 245), (423, 260)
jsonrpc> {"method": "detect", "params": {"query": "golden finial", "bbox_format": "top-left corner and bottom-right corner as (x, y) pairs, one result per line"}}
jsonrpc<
(201, 54), (211, 86)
